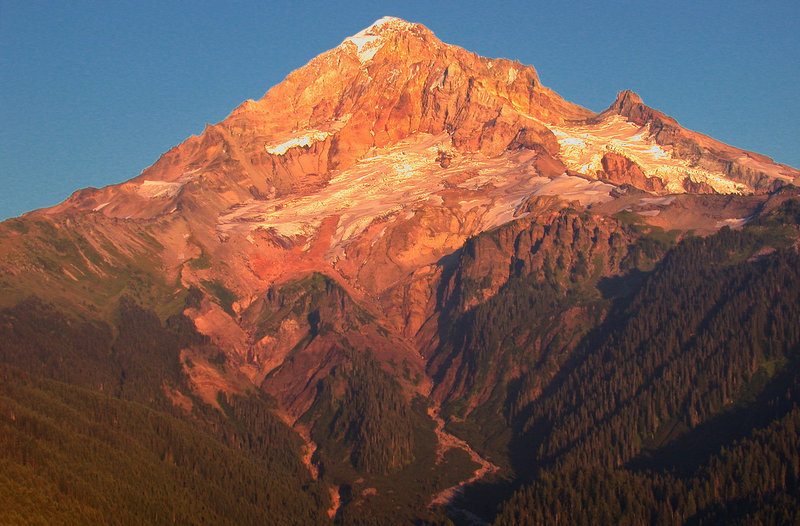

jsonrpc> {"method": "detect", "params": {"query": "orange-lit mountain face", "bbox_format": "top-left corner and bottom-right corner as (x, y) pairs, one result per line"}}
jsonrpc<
(3, 17), (800, 523)
(28, 16), (798, 307)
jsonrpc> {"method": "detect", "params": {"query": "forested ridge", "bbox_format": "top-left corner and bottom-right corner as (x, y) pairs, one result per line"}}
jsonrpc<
(0, 362), (330, 525)
(0, 282), (469, 524)
(486, 206), (800, 524)
(0, 296), (331, 524)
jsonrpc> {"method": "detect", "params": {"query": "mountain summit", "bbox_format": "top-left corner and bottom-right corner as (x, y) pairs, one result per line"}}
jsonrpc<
(3, 17), (800, 525)
(45, 17), (798, 223)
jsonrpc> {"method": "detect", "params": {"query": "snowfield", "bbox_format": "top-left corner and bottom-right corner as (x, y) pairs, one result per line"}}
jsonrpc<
(217, 132), (616, 259)
(265, 130), (332, 155)
(340, 16), (415, 64)
(549, 115), (746, 194)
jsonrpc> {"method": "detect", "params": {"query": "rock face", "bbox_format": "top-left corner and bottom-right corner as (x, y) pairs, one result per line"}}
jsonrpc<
(2, 16), (800, 521)
(600, 152), (667, 193)
(426, 199), (643, 407)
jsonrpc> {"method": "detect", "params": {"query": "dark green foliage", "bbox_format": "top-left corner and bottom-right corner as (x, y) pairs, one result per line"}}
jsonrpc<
(519, 228), (798, 472)
(248, 272), (374, 343)
(214, 391), (315, 478)
(298, 344), (479, 523)
(188, 251), (212, 270)
(0, 297), (118, 391)
(336, 358), (413, 473)
(311, 351), (415, 474)
(113, 295), (186, 404)
(0, 295), (187, 408)
(183, 285), (204, 310)
(494, 468), (682, 526)
(494, 407), (800, 525)
(0, 363), (330, 525)
(750, 196), (800, 228)
(201, 279), (238, 316)
(326, 396), (477, 525)
(452, 275), (598, 392)
(429, 207), (674, 459)
(487, 221), (800, 524)
(0, 295), (331, 524)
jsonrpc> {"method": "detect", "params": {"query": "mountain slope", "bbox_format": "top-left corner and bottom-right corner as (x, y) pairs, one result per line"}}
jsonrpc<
(2, 16), (800, 525)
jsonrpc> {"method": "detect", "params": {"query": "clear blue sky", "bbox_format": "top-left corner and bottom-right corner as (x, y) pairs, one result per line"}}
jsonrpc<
(2, 0), (798, 220)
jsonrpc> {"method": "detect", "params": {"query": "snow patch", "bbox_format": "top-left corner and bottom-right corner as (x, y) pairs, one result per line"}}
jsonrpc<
(358, 16), (414, 35)
(531, 174), (615, 206)
(135, 170), (197, 200)
(717, 217), (749, 228)
(345, 34), (382, 63)
(507, 67), (518, 84)
(548, 115), (746, 194)
(638, 196), (677, 207)
(266, 130), (332, 155)
(340, 16), (413, 64)
(137, 181), (183, 199)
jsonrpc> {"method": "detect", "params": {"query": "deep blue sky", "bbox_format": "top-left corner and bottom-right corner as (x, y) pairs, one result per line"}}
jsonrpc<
(2, 0), (798, 220)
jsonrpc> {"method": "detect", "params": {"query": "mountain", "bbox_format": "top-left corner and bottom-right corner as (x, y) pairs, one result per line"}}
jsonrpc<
(2, 16), (799, 525)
